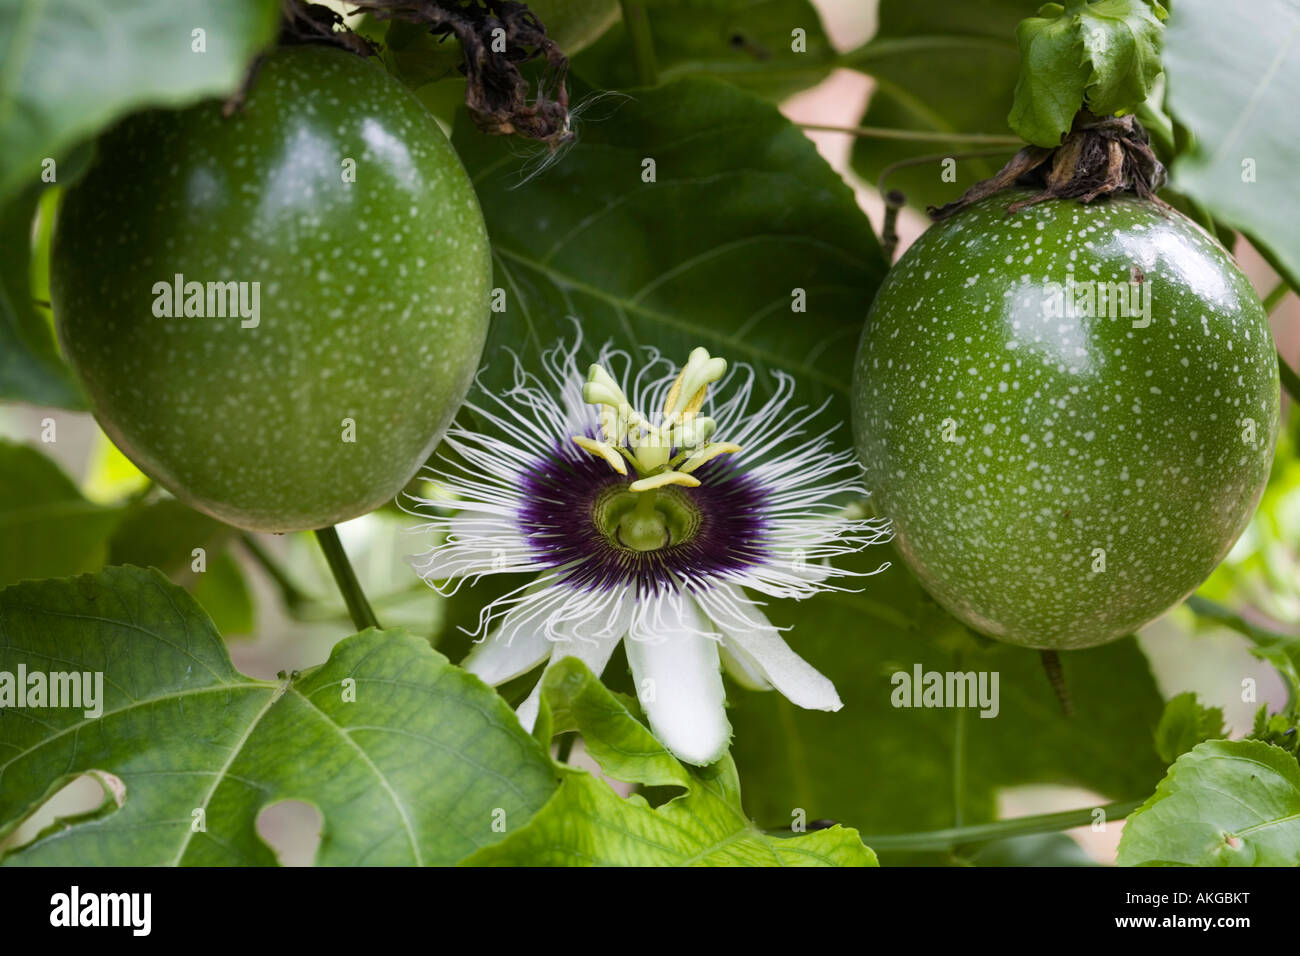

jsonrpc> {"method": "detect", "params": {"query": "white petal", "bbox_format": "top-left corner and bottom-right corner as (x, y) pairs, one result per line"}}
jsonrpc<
(709, 586), (841, 712)
(624, 596), (731, 766)
(515, 681), (545, 733)
(462, 627), (552, 687)
(461, 584), (561, 685)
(516, 627), (622, 732)
(718, 642), (772, 691)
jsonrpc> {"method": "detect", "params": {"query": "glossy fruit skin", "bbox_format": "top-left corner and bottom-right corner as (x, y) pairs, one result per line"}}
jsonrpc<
(853, 190), (1279, 649)
(52, 46), (490, 532)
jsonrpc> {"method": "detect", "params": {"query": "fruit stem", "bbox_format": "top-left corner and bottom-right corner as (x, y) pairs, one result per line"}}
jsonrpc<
(314, 526), (381, 632)
(798, 123), (1023, 145)
(855, 799), (1143, 852)
(881, 189), (905, 263)
(620, 2), (658, 87)
(1039, 650), (1073, 716)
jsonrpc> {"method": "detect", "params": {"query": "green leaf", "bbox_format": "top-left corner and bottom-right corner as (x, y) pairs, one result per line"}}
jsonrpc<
(0, 441), (123, 588)
(727, 548), (1167, 841)
(0, 567), (557, 865)
(1154, 692), (1226, 764)
(191, 549), (255, 637)
(373, 18), (465, 91)
(1118, 739), (1300, 866)
(452, 77), (885, 439)
(1076, 0), (1166, 116)
(0, 187), (85, 408)
(847, 0), (1028, 210)
(1007, 5), (1090, 146)
(573, 0), (836, 100)
(1251, 706), (1300, 759)
(109, 497), (236, 585)
(464, 657), (877, 866)
(532, 0), (621, 55)
(1008, 0), (1166, 147)
(1163, 0), (1300, 289)
(0, 0), (280, 203)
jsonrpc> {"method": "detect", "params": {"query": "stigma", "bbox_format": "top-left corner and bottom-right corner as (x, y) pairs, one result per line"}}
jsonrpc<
(570, 347), (742, 549)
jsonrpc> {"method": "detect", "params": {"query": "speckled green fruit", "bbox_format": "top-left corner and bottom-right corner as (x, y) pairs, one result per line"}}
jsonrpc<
(52, 46), (491, 532)
(853, 190), (1279, 649)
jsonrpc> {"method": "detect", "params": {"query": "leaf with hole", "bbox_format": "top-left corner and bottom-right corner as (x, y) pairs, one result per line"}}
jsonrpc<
(0, 566), (557, 865)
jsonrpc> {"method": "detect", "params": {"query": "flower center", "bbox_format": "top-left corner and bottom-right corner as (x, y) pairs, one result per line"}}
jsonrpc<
(571, 347), (741, 553)
(593, 485), (701, 553)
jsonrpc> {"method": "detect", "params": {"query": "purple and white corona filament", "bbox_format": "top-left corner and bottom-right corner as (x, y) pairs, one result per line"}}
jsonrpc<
(408, 336), (891, 765)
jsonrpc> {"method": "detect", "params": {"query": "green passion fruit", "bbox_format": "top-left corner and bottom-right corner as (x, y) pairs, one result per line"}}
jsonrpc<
(852, 189), (1279, 649)
(52, 45), (491, 532)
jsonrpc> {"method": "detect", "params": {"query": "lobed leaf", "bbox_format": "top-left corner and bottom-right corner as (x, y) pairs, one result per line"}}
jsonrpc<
(465, 657), (877, 866)
(1154, 692), (1226, 764)
(0, 567), (556, 865)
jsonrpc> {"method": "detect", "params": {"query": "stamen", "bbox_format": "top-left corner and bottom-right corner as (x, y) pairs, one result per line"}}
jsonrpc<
(663, 347), (727, 426)
(567, 346), (742, 533)
(583, 363), (629, 409)
(679, 442), (743, 474)
(628, 470), (701, 492)
(572, 435), (627, 475)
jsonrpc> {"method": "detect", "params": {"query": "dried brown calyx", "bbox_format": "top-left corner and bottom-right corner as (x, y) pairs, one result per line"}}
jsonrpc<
(280, 0), (378, 55)
(345, 0), (572, 147)
(929, 112), (1167, 222)
(231, 1), (572, 148)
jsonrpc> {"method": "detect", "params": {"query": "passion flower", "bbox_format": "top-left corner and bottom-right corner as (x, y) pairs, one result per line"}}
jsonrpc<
(409, 335), (890, 764)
